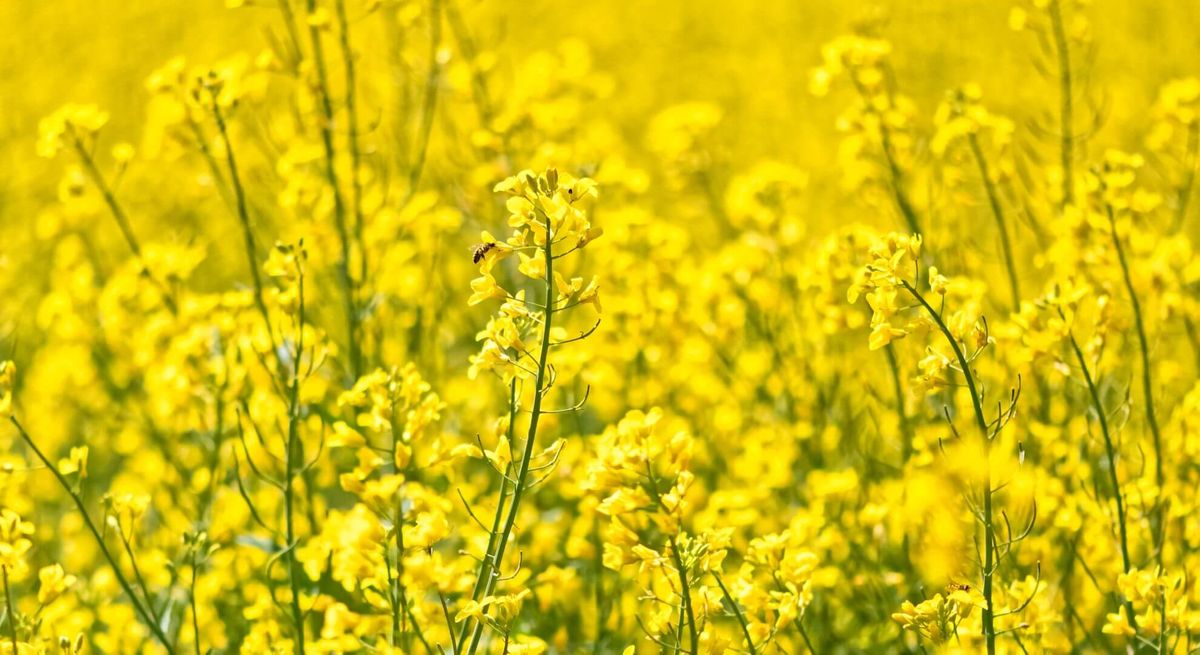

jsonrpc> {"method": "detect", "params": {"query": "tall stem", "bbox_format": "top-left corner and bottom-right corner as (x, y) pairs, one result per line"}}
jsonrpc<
(275, 0), (306, 67)
(884, 344), (911, 463)
(71, 136), (178, 315)
(1064, 327), (1133, 572)
(900, 281), (995, 655)
(190, 549), (203, 655)
(406, 0), (443, 202)
(668, 536), (698, 655)
(334, 0), (369, 291)
(455, 380), (516, 650)
(1104, 203), (1165, 556)
(10, 418), (176, 654)
(850, 76), (922, 236)
(1062, 323), (1140, 630)
(208, 96), (276, 347)
(118, 531), (161, 627)
(3, 566), (17, 654)
(967, 133), (1021, 312)
(1048, 0), (1074, 209)
(713, 572), (756, 655)
(283, 274), (307, 655)
(1177, 122), (1199, 228)
(304, 0), (361, 379)
(462, 224), (555, 655)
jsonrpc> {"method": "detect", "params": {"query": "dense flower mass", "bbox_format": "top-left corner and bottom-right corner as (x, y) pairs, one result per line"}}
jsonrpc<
(2, 0), (1200, 653)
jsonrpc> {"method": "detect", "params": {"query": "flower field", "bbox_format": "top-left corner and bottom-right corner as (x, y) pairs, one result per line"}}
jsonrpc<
(2, 0), (1200, 652)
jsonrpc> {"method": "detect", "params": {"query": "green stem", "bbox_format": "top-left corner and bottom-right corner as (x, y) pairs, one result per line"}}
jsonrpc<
(334, 0), (369, 293)
(118, 530), (161, 627)
(1048, 0), (1074, 209)
(884, 343), (911, 462)
(10, 418), (176, 654)
(1063, 325), (1133, 572)
(797, 618), (818, 654)
(284, 273), (307, 655)
(667, 537), (698, 655)
(1063, 325), (1139, 631)
(3, 566), (17, 654)
(1103, 204), (1164, 520)
(406, 0), (443, 202)
(463, 224), (556, 655)
(713, 572), (756, 655)
(70, 135), (178, 315)
(190, 549), (203, 655)
(207, 95), (276, 348)
(275, 0), (305, 67)
(455, 380), (516, 650)
(1176, 122), (1199, 228)
(304, 0), (361, 379)
(966, 133), (1021, 312)
(900, 281), (994, 655)
(850, 75), (922, 236)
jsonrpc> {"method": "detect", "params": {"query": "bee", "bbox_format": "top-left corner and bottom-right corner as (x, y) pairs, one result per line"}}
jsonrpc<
(471, 242), (497, 264)
(946, 582), (971, 592)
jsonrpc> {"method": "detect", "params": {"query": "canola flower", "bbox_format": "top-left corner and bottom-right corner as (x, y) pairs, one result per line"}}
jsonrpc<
(4, 1), (1200, 654)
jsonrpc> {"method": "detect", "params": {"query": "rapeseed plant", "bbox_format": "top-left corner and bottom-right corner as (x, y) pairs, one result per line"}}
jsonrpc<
(6, 0), (1200, 653)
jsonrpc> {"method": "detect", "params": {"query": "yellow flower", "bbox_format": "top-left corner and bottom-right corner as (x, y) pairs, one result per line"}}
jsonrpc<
(0, 361), (14, 419)
(37, 563), (77, 604)
(0, 509), (34, 571)
(1102, 606), (1136, 637)
(518, 252), (547, 280)
(37, 103), (110, 158)
(868, 322), (906, 350)
(58, 446), (89, 479)
(468, 274), (506, 306)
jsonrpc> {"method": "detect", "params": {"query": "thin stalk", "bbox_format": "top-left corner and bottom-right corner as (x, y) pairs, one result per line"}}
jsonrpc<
(1177, 122), (1199, 228)
(899, 284), (988, 434)
(333, 0), (368, 288)
(591, 514), (606, 655)
(797, 619), (818, 654)
(184, 115), (233, 206)
(388, 395), (430, 652)
(190, 549), (203, 655)
(70, 135), (178, 315)
(1103, 204), (1164, 526)
(966, 133), (1021, 312)
(1061, 322), (1139, 631)
(462, 224), (556, 655)
(713, 572), (756, 655)
(275, 0), (306, 67)
(283, 273), (307, 655)
(850, 76), (922, 235)
(3, 566), (17, 654)
(304, 0), (361, 378)
(387, 393), (404, 647)
(1062, 325), (1133, 572)
(384, 540), (401, 644)
(444, 0), (498, 129)
(439, 590), (459, 654)
(668, 537), (698, 655)
(118, 531), (162, 627)
(900, 281), (995, 654)
(455, 380), (516, 650)
(207, 95), (276, 345)
(884, 344), (911, 462)
(1048, 0), (1074, 208)
(881, 123), (923, 236)
(10, 418), (176, 654)
(394, 513), (412, 650)
(406, 0), (443, 202)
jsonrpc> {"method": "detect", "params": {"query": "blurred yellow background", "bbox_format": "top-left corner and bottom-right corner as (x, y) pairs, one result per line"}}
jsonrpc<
(5, 0), (1198, 209)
